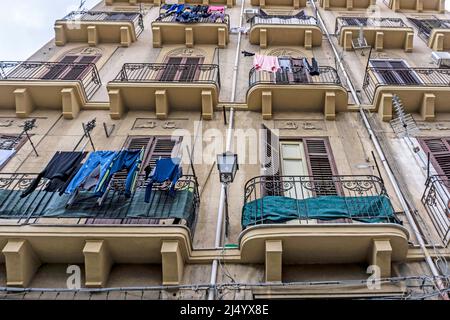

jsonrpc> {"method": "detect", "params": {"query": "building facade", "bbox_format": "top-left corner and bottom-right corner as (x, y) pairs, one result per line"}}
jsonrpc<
(0, 0), (449, 300)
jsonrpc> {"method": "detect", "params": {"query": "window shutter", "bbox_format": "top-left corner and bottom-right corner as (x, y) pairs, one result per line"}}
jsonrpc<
(113, 136), (182, 182)
(371, 60), (421, 85)
(42, 55), (78, 80)
(304, 138), (338, 195)
(260, 124), (282, 196)
(62, 55), (97, 80)
(419, 138), (450, 176)
(179, 57), (201, 82)
(159, 57), (183, 81)
(147, 136), (182, 169)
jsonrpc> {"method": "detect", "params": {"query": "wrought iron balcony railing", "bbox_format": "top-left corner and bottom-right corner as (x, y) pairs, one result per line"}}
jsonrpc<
(250, 14), (318, 28)
(112, 63), (221, 88)
(408, 17), (450, 43)
(421, 175), (450, 245)
(60, 11), (144, 36)
(362, 67), (450, 103)
(335, 17), (408, 35)
(249, 65), (341, 89)
(242, 175), (401, 229)
(0, 173), (199, 232)
(0, 61), (102, 100)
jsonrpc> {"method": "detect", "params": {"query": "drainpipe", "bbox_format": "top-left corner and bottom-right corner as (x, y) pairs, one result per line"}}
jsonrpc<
(207, 0), (246, 301)
(309, 1), (448, 299)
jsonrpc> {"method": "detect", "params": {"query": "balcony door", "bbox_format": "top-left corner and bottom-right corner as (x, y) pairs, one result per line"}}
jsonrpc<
(369, 59), (422, 85)
(41, 54), (99, 81)
(158, 57), (204, 82)
(279, 141), (311, 199)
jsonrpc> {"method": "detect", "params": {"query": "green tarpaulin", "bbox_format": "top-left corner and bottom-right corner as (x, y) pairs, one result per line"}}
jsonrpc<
(0, 189), (196, 227)
(242, 195), (400, 229)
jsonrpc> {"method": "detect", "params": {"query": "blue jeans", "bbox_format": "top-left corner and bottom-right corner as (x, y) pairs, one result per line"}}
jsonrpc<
(65, 151), (118, 195)
(95, 150), (143, 197)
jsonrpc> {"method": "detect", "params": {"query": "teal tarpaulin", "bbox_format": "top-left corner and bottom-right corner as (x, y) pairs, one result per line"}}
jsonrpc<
(0, 189), (196, 227)
(242, 195), (399, 229)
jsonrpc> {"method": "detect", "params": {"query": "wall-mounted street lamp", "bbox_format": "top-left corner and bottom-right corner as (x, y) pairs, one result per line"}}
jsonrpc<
(217, 152), (239, 185)
(216, 151), (239, 239)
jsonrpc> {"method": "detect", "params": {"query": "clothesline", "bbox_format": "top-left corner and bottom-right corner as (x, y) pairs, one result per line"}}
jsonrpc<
(20, 149), (183, 207)
(251, 54), (321, 76)
(158, 4), (227, 24)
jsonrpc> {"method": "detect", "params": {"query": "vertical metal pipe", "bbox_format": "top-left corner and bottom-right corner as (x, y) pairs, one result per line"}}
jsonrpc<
(208, 0), (245, 301)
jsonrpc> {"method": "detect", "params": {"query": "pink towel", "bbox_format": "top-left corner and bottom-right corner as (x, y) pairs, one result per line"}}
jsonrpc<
(253, 54), (280, 73)
(208, 6), (225, 14)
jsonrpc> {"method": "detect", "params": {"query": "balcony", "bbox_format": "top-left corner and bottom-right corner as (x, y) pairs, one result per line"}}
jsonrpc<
(335, 17), (414, 52)
(408, 17), (450, 51)
(152, 6), (230, 48)
(247, 64), (348, 120)
(107, 63), (220, 120)
(181, 0), (236, 6)
(239, 175), (409, 282)
(363, 66), (450, 121)
(0, 173), (199, 287)
(250, 0), (307, 8)
(384, 0), (445, 13)
(54, 11), (144, 47)
(0, 61), (101, 119)
(249, 12), (322, 49)
(422, 175), (450, 245)
(319, 0), (375, 10)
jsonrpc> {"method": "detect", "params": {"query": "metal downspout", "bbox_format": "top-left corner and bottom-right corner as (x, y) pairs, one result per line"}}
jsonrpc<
(208, 0), (246, 300)
(309, 0), (448, 299)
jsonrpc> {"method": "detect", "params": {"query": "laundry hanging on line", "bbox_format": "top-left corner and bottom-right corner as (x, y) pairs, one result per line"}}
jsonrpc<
(253, 54), (281, 73)
(21, 151), (87, 198)
(159, 4), (226, 24)
(65, 149), (144, 198)
(145, 158), (182, 203)
(251, 54), (321, 76)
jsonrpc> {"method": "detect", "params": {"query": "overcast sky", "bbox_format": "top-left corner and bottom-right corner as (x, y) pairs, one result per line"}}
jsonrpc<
(0, 1), (449, 61)
(0, 0), (99, 61)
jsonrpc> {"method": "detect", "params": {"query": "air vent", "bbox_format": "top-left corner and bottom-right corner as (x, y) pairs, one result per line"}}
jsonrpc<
(352, 27), (371, 51)
(244, 9), (259, 21)
(431, 51), (450, 68)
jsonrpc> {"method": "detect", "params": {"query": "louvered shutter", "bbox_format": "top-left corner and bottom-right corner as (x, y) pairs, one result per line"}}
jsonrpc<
(388, 60), (421, 85)
(42, 55), (78, 80)
(304, 138), (338, 196)
(159, 57), (183, 81)
(261, 124), (282, 196)
(147, 136), (182, 169)
(370, 60), (421, 85)
(113, 136), (182, 182)
(419, 138), (450, 176)
(62, 55), (97, 80)
(179, 57), (201, 82)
